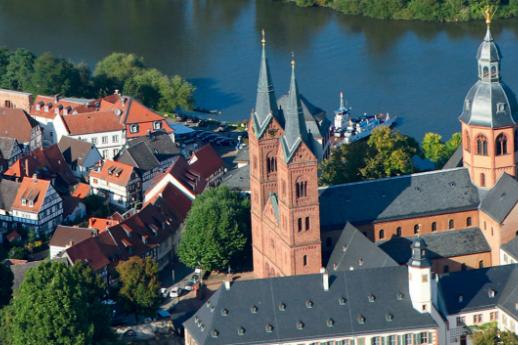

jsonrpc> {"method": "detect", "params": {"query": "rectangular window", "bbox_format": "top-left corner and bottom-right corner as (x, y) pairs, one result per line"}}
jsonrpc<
(102, 136), (108, 144)
(421, 274), (428, 283)
(420, 332), (429, 344)
(305, 217), (310, 231)
(388, 336), (396, 345)
(371, 337), (380, 345)
(297, 218), (302, 232)
(456, 316), (465, 326)
(112, 135), (119, 143)
(357, 338), (365, 345)
(404, 334), (412, 345)
(102, 149), (109, 158)
(130, 124), (139, 133)
(154, 121), (162, 130)
(473, 314), (482, 323)
(91, 137), (97, 145)
(490, 311), (498, 321)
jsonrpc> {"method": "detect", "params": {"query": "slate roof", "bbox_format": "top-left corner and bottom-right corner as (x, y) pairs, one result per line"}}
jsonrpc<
(9, 260), (45, 291)
(318, 168), (480, 231)
(377, 228), (490, 264)
(118, 141), (160, 172)
(442, 146), (463, 170)
(479, 173), (518, 223)
(327, 222), (398, 272)
(58, 136), (97, 167)
(438, 264), (518, 319)
(221, 165), (250, 192)
(128, 130), (180, 162)
(502, 237), (518, 261)
(234, 147), (249, 164)
(185, 266), (437, 345)
(0, 137), (20, 160)
(0, 179), (20, 211)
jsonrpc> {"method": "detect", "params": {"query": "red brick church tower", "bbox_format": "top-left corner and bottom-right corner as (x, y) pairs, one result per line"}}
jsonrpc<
(249, 34), (322, 278)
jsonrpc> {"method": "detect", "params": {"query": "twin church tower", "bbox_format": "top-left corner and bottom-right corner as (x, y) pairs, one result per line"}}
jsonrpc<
(249, 11), (518, 279)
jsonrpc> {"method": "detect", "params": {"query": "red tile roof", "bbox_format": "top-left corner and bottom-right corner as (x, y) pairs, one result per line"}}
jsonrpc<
(11, 177), (51, 213)
(88, 217), (120, 232)
(65, 236), (111, 272)
(5, 230), (21, 243)
(71, 183), (90, 199)
(188, 144), (225, 179)
(147, 183), (192, 222)
(0, 107), (39, 143)
(61, 111), (124, 135)
(89, 160), (136, 186)
(30, 95), (97, 119)
(49, 225), (96, 248)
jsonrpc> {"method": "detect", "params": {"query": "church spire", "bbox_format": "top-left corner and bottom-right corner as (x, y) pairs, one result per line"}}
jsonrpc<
(281, 53), (310, 162)
(252, 29), (279, 138)
(477, 5), (500, 83)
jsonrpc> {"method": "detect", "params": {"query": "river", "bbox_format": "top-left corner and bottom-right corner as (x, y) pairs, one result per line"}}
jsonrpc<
(1, 0), (518, 140)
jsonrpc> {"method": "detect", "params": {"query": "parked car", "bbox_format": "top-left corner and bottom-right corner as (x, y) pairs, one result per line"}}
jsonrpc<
(184, 281), (195, 291)
(170, 286), (183, 298)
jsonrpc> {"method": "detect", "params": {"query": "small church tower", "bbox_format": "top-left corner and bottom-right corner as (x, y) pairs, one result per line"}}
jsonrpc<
(408, 237), (432, 313)
(460, 7), (518, 188)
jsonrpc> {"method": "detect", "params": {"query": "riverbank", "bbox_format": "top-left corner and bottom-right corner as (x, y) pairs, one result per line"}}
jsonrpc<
(287, 0), (518, 22)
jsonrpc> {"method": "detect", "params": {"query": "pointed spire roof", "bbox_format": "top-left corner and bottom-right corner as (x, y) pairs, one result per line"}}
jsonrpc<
(407, 236), (431, 268)
(252, 30), (280, 138)
(280, 54), (312, 162)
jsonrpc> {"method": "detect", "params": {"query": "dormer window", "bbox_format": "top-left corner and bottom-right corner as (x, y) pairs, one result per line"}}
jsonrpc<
(28, 200), (34, 207)
(368, 294), (376, 302)
(153, 121), (162, 130)
(130, 124), (139, 133)
(497, 102), (506, 113)
(21, 198), (27, 206)
(488, 288), (496, 298)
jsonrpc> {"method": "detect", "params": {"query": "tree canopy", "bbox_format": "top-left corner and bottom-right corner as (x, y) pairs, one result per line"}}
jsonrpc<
(0, 263), (13, 309)
(178, 186), (250, 272)
(470, 323), (518, 345)
(319, 140), (367, 185)
(116, 256), (160, 317)
(0, 261), (112, 345)
(422, 132), (461, 168)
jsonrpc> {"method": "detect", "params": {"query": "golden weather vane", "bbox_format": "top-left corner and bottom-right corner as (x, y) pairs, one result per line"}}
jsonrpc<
(483, 4), (497, 26)
(261, 29), (266, 46)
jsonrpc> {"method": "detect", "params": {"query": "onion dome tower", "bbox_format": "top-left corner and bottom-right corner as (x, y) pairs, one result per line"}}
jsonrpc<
(459, 6), (518, 188)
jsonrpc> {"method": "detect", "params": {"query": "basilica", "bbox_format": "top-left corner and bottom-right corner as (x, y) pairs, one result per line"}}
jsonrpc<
(185, 13), (518, 345)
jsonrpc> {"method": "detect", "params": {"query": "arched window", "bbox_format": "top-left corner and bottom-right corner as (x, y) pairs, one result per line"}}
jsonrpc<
(491, 65), (497, 78)
(466, 217), (472, 227)
(396, 227), (402, 237)
(414, 224), (420, 234)
(480, 173), (486, 187)
(496, 134), (508, 155)
(303, 255), (308, 266)
(431, 222), (437, 232)
(476, 135), (488, 155)
(448, 219), (454, 229)
(464, 131), (470, 152)
(305, 217), (310, 231)
(379, 229), (385, 240)
(295, 179), (308, 199)
(297, 218), (302, 232)
(479, 260), (484, 268)
(483, 66), (489, 78)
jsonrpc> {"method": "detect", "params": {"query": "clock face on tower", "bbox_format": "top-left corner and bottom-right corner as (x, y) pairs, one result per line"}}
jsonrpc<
(268, 128), (278, 137)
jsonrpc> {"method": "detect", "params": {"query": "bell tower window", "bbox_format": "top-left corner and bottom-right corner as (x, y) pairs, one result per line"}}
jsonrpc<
(496, 134), (507, 156)
(266, 155), (277, 174)
(464, 131), (470, 152)
(480, 173), (486, 187)
(476, 135), (488, 156)
(295, 180), (307, 199)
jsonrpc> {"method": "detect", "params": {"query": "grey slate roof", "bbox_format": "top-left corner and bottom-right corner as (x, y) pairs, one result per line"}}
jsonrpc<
(377, 228), (490, 264)
(128, 130), (180, 162)
(438, 264), (518, 319)
(118, 141), (160, 172)
(221, 166), (250, 192)
(185, 266), (437, 345)
(252, 41), (281, 138)
(233, 147), (249, 164)
(442, 146), (463, 170)
(280, 62), (313, 163)
(319, 168), (480, 231)
(502, 237), (518, 261)
(479, 173), (518, 223)
(327, 222), (398, 272)
(0, 179), (20, 211)
(0, 137), (19, 160)
(58, 136), (96, 167)
(459, 27), (518, 128)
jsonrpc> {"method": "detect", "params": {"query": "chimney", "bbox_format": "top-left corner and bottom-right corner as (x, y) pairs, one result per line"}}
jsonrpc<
(224, 279), (231, 290)
(54, 94), (60, 103)
(24, 159), (30, 177)
(114, 89), (120, 95)
(67, 240), (74, 248)
(321, 268), (329, 291)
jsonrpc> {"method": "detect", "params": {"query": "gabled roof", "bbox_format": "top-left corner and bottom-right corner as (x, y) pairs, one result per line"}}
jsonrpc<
(30, 95), (96, 119)
(58, 136), (98, 167)
(479, 173), (518, 223)
(502, 237), (518, 261)
(327, 222), (398, 272)
(11, 177), (52, 213)
(89, 160), (136, 186)
(438, 264), (518, 318)
(71, 183), (90, 199)
(5, 145), (78, 186)
(65, 235), (112, 272)
(189, 144), (224, 179)
(128, 130), (180, 162)
(319, 168), (480, 231)
(0, 137), (20, 160)
(148, 183), (192, 222)
(0, 107), (39, 143)
(118, 141), (160, 172)
(61, 111), (124, 135)
(49, 226), (97, 248)
(88, 217), (120, 232)
(0, 179), (20, 211)
(377, 228), (490, 264)
(442, 146), (463, 170)
(185, 266), (437, 345)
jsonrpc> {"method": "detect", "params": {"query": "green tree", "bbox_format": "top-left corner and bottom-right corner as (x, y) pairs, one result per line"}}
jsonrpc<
(445, 132), (461, 155)
(116, 256), (160, 317)
(157, 74), (195, 112)
(0, 263), (13, 308)
(319, 140), (368, 185)
(178, 186), (250, 272)
(422, 131), (462, 168)
(7, 247), (27, 260)
(360, 126), (417, 179)
(0, 261), (112, 345)
(1, 49), (35, 91)
(0, 48), (11, 80)
(29, 52), (80, 96)
(93, 53), (145, 92)
(470, 322), (518, 345)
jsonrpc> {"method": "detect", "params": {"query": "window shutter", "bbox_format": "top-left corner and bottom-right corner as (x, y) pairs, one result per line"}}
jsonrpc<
(427, 332), (432, 344)
(397, 335), (402, 345)
(413, 334), (417, 345)
(416, 333), (422, 344)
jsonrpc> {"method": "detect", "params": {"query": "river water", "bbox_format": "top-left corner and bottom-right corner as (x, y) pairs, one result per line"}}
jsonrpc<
(1, 0), (518, 140)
